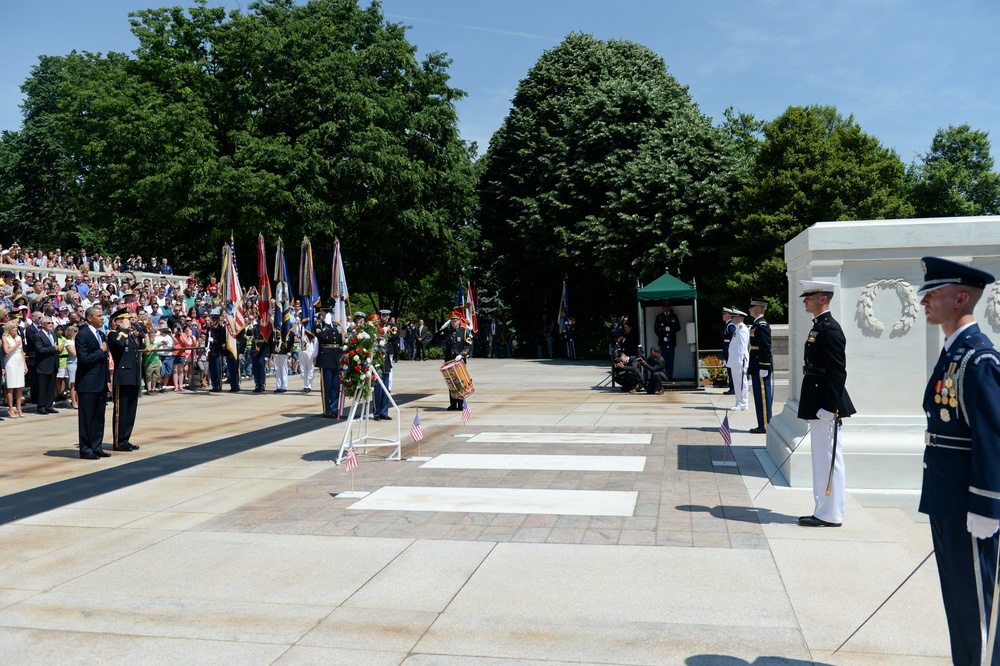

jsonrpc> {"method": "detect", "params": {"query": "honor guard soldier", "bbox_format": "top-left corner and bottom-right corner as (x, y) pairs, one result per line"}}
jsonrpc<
(249, 317), (270, 393)
(107, 307), (141, 451)
(653, 301), (681, 380)
(917, 256), (1000, 665)
(314, 308), (343, 418)
(205, 308), (226, 392)
(747, 297), (773, 434)
(726, 309), (750, 411)
(440, 308), (473, 410)
(796, 281), (856, 528)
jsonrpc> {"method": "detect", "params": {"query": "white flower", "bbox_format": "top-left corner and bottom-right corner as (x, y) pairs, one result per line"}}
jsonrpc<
(352, 354), (360, 362)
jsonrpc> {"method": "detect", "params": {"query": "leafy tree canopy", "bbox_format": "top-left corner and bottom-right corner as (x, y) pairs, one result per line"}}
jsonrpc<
(907, 123), (1000, 218)
(478, 33), (743, 342)
(0, 0), (477, 314)
(727, 105), (913, 320)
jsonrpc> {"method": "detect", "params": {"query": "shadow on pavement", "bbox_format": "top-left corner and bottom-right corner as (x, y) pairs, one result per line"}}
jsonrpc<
(677, 503), (799, 525)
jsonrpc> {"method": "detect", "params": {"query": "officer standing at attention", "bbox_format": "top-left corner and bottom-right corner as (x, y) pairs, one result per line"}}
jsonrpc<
(653, 301), (681, 381)
(314, 308), (343, 418)
(747, 297), (773, 434)
(107, 307), (142, 452)
(917, 256), (1000, 665)
(249, 316), (270, 393)
(796, 281), (856, 527)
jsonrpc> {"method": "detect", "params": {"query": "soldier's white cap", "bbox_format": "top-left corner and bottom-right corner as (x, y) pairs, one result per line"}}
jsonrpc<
(731, 308), (747, 317)
(722, 307), (734, 314)
(799, 280), (836, 297)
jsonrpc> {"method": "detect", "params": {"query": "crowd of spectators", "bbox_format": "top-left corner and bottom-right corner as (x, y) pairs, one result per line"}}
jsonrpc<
(0, 242), (175, 275)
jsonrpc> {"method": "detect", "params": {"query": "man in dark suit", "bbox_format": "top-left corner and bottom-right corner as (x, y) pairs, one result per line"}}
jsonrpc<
(796, 281), (856, 528)
(653, 302), (681, 380)
(107, 307), (142, 451)
(639, 347), (669, 395)
(33, 315), (60, 414)
(22, 310), (41, 405)
(416, 319), (431, 361)
(76, 305), (111, 459)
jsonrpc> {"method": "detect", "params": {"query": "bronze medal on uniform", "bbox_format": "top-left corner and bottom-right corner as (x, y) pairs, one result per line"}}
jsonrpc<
(934, 394), (942, 404)
(949, 397), (958, 408)
(940, 408), (951, 423)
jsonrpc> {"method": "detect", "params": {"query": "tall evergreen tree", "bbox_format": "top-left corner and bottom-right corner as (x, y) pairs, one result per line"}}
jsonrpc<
(908, 124), (1000, 217)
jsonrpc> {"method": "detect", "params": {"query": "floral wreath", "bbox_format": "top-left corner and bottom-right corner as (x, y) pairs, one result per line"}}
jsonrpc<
(340, 316), (387, 400)
(855, 278), (919, 336)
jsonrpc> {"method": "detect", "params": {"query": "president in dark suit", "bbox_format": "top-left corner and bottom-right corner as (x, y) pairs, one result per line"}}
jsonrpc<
(76, 305), (111, 459)
(107, 307), (142, 451)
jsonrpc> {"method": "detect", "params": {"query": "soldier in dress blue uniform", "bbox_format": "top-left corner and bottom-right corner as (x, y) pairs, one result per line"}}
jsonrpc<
(249, 316), (270, 393)
(653, 301), (681, 381)
(106, 307), (142, 452)
(796, 281), (856, 527)
(314, 308), (344, 418)
(747, 297), (773, 434)
(918, 256), (1000, 665)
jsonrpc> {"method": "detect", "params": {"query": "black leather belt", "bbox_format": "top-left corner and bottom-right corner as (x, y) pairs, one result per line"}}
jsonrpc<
(803, 366), (826, 375)
(320, 344), (340, 348)
(925, 432), (972, 450)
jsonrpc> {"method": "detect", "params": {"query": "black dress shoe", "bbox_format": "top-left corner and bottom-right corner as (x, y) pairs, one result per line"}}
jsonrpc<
(253, 388), (263, 393)
(749, 427), (767, 434)
(722, 390), (735, 395)
(380, 415), (392, 421)
(96, 450), (111, 458)
(113, 444), (138, 452)
(372, 414), (382, 421)
(47, 408), (60, 414)
(80, 452), (100, 460)
(798, 515), (841, 528)
(228, 388), (240, 393)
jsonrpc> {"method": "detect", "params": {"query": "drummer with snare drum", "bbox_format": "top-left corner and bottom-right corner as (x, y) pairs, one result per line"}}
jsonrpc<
(439, 308), (473, 411)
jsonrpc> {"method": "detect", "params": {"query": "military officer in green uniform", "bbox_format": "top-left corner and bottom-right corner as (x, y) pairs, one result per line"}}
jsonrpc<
(107, 307), (142, 452)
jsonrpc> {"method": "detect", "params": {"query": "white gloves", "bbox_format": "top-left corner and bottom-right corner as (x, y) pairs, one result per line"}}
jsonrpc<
(759, 369), (769, 378)
(967, 512), (1000, 539)
(816, 408), (835, 422)
(454, 355), (463, 361)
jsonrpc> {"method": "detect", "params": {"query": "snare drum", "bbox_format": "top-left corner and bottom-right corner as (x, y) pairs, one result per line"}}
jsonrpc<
(440, 359), (475, 399)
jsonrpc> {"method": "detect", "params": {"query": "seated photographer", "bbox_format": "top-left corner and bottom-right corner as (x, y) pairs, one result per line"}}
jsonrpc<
(613, 351), (642, 393)
(638, 346), (668, 395)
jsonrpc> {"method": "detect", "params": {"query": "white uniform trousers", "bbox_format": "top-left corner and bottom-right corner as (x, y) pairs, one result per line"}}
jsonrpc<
(809, 418), (845, 523)
(273, 354), (289, 390)
(730, 366), (749, 410)
(298, 339), (315, 390)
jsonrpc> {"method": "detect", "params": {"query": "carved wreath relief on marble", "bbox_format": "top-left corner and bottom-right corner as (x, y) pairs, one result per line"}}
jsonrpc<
(856, 277), (1000, 335)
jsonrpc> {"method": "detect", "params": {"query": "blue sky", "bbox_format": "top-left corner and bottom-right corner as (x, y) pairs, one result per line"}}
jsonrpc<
(3, 1), (1000, 165)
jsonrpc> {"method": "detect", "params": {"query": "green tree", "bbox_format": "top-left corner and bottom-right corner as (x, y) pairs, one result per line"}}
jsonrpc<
(728, 105), (913, 319)
(907, 124), (1000, 217)
(478, 33), (742, 348)
(1, 0), (477, 313)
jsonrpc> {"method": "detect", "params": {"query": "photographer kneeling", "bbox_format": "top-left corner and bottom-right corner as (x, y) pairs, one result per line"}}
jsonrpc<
(613, 351), (648, 394)
(638, 346), (668, 395)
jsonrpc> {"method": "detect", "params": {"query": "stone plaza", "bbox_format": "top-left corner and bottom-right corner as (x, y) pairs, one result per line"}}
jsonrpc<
(0, 357), (950, 664)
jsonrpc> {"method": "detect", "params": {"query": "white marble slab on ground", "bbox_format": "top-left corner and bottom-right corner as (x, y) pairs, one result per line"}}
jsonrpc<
(466, 432), (651, 444)
(349, 486), (638, 517)
(420, 454), (646, 472)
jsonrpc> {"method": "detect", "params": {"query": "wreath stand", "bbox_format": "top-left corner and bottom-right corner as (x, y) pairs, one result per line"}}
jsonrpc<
(334, 371), (401, 465)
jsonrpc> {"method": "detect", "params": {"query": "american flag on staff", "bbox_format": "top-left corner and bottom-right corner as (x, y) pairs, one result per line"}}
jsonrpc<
(410, 413), (423, 442)
(344, 442), (359, 471)
(462, 398), (472, 423)
(719, 414), (732, 447)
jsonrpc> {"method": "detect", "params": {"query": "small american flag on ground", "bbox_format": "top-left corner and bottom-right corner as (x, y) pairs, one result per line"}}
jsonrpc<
(461, 398), (472, 423)
(719, 414), (732, 447)
(344, 442), (359, 471)
(410, 412), (423, 442)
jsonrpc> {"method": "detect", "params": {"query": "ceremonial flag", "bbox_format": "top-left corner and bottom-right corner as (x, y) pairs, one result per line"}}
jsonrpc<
(719, 414), (732, 447)
(454, 280), (465, 308)
(557, 276), (569, 332)
(220, 239), (246, 358)
(345, 441), (359, 471)
(330, 238), (350, 332)
(465, 281), (478, 333)
(273, 238), (292, 349)
(299, 237), (320, 341)
(461, 398), (472, 423)
(257, 234), (272, 340)
(410, 412), (423, 442)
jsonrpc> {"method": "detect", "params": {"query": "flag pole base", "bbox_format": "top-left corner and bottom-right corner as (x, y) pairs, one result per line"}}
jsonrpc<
(712, 460), (738, 467)
(333, 491), (369, 499)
